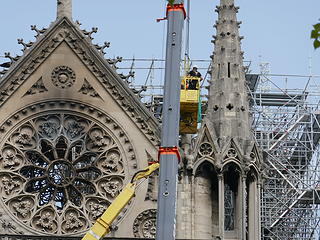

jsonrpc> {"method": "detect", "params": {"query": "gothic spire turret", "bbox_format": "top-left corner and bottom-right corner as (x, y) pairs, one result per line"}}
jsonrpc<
(207, 0), (251, 146)
(57, 0), (72, 20)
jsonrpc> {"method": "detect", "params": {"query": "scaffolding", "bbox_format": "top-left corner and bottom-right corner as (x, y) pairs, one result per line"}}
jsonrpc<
(250, 71), (320, 240)
(118, 58), (320, 240)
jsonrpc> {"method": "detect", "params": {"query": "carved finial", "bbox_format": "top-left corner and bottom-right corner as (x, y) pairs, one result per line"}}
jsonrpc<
(17, 39), (34, 52)
(82, 27), (98, 40)
(107, 57), (123, 69)
(57, 0), (72, 19)
(118, 71), (135, 84)
(31, 25), (47, 38)
(94, 42), (110, 55)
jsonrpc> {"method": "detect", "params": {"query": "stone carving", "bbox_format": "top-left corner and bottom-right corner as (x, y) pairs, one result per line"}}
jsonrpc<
(86, 198), (109, 221)
(0, 25), (160, 145)
(81, 27), (98, 40)
(98, 150), (123, 174)
(61, 209), (87, 233)
(145, 150), (158, 201)
(24, 77), (48, 96)
(4, 52), (20, 65)
(118, 71), (135, 84)
(133, 209), (157, 238)
(226, 147), (237, 158)
(31, 25), (47, 38)
(79, 79), (101, 98)
(39, 121), (59, 138)
(199, 142), (214, 156)
(13, 126), (36, 148)
(12, 198), (34, 219)
(1, 176), (21, 195)
(87, 128), (112, 151)
(65, 212), (84, 230)
(94, 41), (110, 55)
(99, 176), (124, 200)
(33, 208), (57, 232)
(1, 146), (23, 169)
(65, 119), (85, 139)
(0, 217), (23, 234)
(51, 66), (76, 89)
(0, 110), (132, 235)
(17, 38), (34, 53)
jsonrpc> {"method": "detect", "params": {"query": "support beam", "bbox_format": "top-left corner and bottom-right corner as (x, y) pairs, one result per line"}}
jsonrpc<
(268, 114), (308, 151)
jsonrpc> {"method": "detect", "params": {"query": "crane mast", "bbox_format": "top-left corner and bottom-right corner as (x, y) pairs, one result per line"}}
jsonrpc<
(156, 1), (185, 240)
(81, 2), (186, 240)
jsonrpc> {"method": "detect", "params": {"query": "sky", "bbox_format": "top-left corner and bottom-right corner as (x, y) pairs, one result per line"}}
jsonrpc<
(0, 0), (319, 87)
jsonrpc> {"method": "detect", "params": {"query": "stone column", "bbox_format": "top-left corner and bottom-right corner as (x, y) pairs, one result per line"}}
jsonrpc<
(247, 178), (260, 240)
(236, 174), (244, 239)
(241, 175), (247, 240)
(218, 174), (224, 239)
(57, 0), (72, 19)
(258, 182), (262, 239)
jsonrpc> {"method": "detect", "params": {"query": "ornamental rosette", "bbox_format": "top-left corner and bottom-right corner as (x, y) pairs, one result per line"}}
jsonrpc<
(0, 110), (133, 235)
(133, 209), (157, 238)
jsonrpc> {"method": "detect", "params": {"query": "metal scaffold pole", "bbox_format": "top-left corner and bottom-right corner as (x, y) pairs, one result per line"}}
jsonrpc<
(155, 1), (185, 240)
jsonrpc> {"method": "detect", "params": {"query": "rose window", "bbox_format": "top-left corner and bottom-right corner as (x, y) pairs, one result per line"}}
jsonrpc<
(0, 112), (131, 235)
(20, 136), (99, 210)
(199, 142), (213, 156)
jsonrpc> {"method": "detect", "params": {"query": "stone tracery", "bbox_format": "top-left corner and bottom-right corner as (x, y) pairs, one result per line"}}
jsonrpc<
(133, 209), (157, 239)
(0, 109), (132, 235)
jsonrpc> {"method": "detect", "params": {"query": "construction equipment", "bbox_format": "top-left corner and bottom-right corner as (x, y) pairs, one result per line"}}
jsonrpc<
(82, 163), (160, 240)
(155, 1), (185, 240)
(82, 1), (185, 239)
(180, 76), (201, 134)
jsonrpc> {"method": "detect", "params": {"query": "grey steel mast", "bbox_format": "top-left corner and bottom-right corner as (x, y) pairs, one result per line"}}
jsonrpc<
(155, 1), (185, 240)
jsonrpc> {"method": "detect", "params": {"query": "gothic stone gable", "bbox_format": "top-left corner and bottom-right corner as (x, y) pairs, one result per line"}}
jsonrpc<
(0, 17), (159, 237)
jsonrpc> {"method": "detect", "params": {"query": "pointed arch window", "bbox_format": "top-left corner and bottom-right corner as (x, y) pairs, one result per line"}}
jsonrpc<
(224, 183), (235, 230)
(224, 165), (239, 231)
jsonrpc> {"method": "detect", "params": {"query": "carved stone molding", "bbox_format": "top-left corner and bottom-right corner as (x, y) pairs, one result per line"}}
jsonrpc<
(78, 79), (101, 99)
(144, 151), (158, 201)
(0, 101), (138, 235)
(51, 66), (76, 89)
(23, 77), (48, 96)
(0, 212), (24, 234)
(0, 22), (160, 145)
(133, 209), (157, 238)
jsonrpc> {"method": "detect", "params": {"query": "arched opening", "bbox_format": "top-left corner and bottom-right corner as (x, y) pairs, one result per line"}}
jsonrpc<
(194, 161), (219, 238)
(223, 163), (240, 232)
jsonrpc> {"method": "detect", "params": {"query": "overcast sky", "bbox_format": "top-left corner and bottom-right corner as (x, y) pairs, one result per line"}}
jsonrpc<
(0, 0), (319, 86)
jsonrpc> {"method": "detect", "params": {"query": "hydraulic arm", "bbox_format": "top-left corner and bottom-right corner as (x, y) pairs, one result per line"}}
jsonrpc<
(82, 163), (160, 240)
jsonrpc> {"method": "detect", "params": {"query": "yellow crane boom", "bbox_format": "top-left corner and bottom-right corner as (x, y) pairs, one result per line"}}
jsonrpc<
(82, 163), (160, 240)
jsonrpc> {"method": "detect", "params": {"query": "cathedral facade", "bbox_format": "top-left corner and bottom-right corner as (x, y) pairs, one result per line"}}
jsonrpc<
(0, 0), (262, 239)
